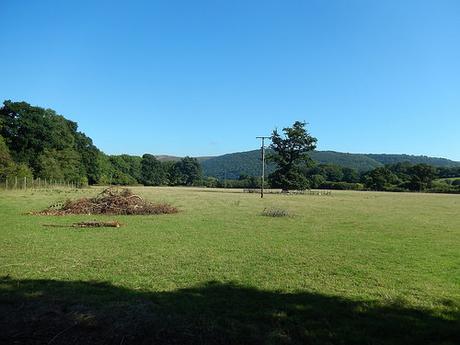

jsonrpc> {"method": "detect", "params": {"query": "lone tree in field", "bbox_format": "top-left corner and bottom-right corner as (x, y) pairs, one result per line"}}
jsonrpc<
(268, 121), (317, 191)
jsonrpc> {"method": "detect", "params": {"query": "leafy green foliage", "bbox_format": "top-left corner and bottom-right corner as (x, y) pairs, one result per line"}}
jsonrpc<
(140, 154), (167, 186)
(0, 100), (207, 187)
(406, 164), (437, 191)
(170, 156), (202, 186)
(0, 101), (99, 184)
(0, 135), (12, 168)
(38, 148), (86, 183)
(108, 155), (142, 185)
(361, 163), (459, 193)
(74, 132), (103, 184)
(367, 153), (460, 168)
(200, 150), (269, 180)
(309, 151), (383, 172)
(268, 121), (317, 191)
(437, 166), (460, 178)
(362, 167), (399, 191)
(1, 101), (75, 171)
(0, 135), (33, 181)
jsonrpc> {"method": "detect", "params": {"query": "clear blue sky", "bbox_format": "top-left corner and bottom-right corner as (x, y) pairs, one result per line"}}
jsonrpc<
(1, 0), (459, 160)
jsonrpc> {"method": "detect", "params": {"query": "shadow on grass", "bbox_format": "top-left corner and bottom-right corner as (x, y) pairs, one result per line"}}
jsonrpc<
(0, 276), (458, 345)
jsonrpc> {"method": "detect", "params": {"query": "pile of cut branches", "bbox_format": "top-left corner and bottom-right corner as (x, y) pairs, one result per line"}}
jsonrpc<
(43, 221), (122, 228)
(32, 188), (178, 216)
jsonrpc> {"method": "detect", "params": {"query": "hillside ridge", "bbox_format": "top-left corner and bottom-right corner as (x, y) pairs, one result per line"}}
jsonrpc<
(155, 150), (460, 179)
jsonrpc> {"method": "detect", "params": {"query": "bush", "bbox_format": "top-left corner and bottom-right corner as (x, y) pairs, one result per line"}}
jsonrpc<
(262, 208), (289, 217)
(310, 174), (326, 189)
(421, 180), (459, 194)
(452, 179), (460, 186)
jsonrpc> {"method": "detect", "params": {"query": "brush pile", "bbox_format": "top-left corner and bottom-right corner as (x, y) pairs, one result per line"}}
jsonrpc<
(33, 188), (178, 216)
(42, 221), (122, 228)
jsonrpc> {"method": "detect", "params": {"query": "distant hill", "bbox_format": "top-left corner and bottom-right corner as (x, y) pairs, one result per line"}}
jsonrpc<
(309, 151), (382, 171)
(155, 155), (182, 162)
(155, 155), (214, 163)
(200, 150), (460, 179)
(201, 150), (269, 180)
(365, 154), (459, 167)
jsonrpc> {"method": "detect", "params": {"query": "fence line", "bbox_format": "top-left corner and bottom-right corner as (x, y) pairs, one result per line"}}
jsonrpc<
(1, 176), (83, 190)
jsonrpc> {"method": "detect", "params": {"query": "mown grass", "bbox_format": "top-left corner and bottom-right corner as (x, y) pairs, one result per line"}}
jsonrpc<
(1, 187), (459, 344)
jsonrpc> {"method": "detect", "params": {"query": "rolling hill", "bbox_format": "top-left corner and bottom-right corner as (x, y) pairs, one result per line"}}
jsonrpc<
(199, 150), (460, 179)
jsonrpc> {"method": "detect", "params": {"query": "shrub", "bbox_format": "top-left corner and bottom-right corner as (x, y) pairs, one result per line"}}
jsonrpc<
(421, 179), (459, 193)
(262, 208), (289, 217)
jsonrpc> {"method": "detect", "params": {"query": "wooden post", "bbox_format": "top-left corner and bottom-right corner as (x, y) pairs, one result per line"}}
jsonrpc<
(261, 141), (265, 198)
(24, 176), (27, 190)
(15, 176), (18, 189)
(5, 178), (8, 190)
(256, 136), (270, 198)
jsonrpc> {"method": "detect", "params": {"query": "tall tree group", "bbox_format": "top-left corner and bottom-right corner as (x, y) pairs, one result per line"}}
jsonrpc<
(0, 100), (202, 187)
(0, 101), (97, 184)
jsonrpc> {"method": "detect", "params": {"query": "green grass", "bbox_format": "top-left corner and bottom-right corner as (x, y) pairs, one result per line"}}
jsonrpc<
(1, 187), (459, 344)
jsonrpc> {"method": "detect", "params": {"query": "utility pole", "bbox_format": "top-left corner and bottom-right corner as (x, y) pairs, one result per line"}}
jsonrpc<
(256, 136), (270, 198)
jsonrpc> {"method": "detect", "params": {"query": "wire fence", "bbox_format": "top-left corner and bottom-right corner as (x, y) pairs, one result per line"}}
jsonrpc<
(1, 177), (83, 190)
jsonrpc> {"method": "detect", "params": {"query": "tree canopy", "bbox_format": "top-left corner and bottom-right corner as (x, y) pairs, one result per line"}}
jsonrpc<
(268, 121), (317, 191)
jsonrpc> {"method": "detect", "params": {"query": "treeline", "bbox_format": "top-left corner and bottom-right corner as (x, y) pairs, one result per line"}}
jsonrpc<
(0, 101), (201, 187)
(217, 163), (460, 193)
(301, 163), (460, 193)
(1, 100), (459, 193)
(360, 163), (460, 193)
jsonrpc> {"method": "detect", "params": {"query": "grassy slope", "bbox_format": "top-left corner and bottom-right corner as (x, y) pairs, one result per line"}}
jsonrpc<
(1, 187), (459, 344)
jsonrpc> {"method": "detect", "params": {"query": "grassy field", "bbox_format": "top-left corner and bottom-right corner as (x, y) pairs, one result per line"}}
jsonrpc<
(1, 187), (459, 344)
